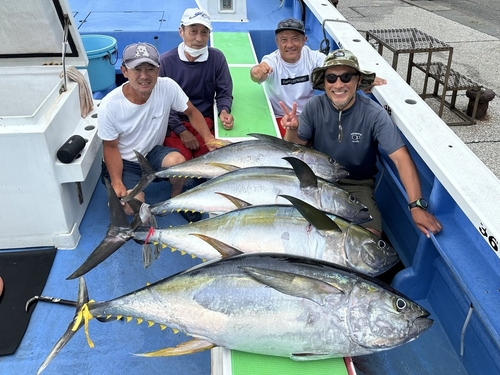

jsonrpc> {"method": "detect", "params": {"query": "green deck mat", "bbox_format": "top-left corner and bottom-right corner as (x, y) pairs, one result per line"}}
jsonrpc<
(231, 351), (349, 375)
(212, 32), (256, 65)
(212, 32), (279, 139)
(216, 66), (279, 139)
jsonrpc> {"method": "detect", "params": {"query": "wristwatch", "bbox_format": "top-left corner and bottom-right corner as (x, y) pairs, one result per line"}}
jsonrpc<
(408, 198), (428, 211)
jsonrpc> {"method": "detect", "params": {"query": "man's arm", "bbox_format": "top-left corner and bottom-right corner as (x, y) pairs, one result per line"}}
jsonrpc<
(183, 101), (218, 150)
(102, 139), (127, 198)
(168, 110), (199, 150)
(389, 146), (442, 238)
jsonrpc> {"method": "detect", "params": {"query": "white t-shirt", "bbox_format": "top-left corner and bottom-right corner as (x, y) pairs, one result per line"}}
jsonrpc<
(98, 78), (189, 162)
(261, 46), (326, 117)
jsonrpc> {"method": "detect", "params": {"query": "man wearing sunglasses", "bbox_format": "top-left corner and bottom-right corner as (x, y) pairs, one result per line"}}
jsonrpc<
(250, 18), (385, 137)
(283, 50), (442, 239)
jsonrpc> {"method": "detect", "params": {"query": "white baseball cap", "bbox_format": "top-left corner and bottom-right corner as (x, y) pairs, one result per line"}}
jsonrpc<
(180, 8), (212, 31)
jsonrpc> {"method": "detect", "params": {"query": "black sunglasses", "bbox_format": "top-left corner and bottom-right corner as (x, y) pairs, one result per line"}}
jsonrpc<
(325, 72), (359, 84)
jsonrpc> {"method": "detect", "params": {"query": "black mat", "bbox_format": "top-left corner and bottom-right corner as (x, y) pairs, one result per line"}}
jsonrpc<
(0, 247), (56, 356)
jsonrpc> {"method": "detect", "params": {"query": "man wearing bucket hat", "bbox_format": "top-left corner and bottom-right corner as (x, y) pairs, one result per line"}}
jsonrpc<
(159, 8), (234, 161)
(282, 49), (442, 239)
(98, 42), (219, 216)
(250, 18), (385, 137)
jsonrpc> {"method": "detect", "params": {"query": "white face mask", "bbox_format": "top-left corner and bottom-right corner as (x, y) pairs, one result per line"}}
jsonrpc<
(184, 45), (208, 58)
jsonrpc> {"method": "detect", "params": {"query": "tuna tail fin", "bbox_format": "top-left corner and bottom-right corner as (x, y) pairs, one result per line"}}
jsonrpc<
(67, 179), (133, 280)
(38, 278), (91, 374)
(121, 150), (157, 203)
(135, 338), (216, 357)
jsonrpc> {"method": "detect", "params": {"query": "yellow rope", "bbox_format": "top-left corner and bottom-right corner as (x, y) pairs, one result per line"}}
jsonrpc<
(72, 300), (95, 348)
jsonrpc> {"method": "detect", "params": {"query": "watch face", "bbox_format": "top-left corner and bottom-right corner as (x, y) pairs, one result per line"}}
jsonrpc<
(418, 198), (428, 209)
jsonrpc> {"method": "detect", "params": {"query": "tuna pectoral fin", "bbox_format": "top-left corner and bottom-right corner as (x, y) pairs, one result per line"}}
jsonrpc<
(241, 266), (344, 306)
(279, 195), (342, 232)
(190, 233), (243, 258)
(206, 162), (241, 173)
(214, 192), (252, 209)
(38, 278), (90, 375)
(136, 338), (215, 357)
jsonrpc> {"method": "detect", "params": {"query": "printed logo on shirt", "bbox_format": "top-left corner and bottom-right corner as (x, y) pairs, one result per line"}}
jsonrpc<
(281, 75), (309, 85)
(351, 132), (362, 143)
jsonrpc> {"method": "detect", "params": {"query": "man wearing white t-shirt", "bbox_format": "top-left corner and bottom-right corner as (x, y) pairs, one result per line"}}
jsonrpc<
(98, 42), (217, 215)
(250, 18), (385, 137)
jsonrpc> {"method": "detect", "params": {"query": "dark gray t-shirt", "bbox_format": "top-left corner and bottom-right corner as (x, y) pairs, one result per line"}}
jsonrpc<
(298, 93), (405, 180)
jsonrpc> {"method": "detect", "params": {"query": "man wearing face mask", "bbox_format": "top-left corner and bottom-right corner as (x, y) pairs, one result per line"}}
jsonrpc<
(159, 8), (234, 161)
(282, 50), (443, 239)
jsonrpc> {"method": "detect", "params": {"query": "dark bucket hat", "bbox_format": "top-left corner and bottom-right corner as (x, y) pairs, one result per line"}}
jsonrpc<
(311, 49), (376, 91)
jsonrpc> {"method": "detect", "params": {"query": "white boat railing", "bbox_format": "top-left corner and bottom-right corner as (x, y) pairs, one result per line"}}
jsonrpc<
(304, 0), (500, 259)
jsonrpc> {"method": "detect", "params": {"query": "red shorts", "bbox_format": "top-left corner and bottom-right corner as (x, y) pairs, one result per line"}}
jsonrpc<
(164, 118), (214, 161)
(276, 117), (286, 138)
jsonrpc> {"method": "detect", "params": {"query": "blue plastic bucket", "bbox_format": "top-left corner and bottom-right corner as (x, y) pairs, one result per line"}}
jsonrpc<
(81, 34), (118, 92)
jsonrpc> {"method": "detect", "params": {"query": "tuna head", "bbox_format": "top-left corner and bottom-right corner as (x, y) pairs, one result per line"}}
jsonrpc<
(294, 147), (349, 183)
(341, 224), (400, 276)
(347, 281), (433, 350)
(318, 182), (372, 224)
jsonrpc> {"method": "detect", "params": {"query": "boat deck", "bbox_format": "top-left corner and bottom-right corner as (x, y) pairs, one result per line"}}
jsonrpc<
(1, 0), (499, 374)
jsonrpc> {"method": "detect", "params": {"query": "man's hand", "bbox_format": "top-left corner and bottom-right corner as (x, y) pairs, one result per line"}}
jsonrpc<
(250, 62), (273, 83)
(219, 110), (234, 130)
(279, 101), (299, 130)
(362, 76), (387, 94)
(410, 208), (443, 239)
(204, 137), (229, 151)
(178, 130), (199, 150)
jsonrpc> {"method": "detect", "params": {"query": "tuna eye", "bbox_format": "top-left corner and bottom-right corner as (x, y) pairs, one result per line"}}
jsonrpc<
(329, 157), (337, 164)
(378, 240), (386, 248)
(348, 194), (356, 202)
(395, 298), (407, 311)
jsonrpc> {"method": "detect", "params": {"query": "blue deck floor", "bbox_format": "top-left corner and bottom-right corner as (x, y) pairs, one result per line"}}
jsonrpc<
(0, 181), (215, 375)
(0, 180), (469, 375)
(1, 0), (497, 374)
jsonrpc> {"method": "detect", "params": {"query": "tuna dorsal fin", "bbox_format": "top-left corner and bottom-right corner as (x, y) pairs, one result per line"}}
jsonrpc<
(135, 338), (216, 357)
(282, 157), (318, 189)
(190, 233), (243, 258)
(279, 194), (341, 232)
(214, 192), (252, 209)
(241, 266), (344, 305)
(248, 132), (301, 151)
(206, 162), (241, 172)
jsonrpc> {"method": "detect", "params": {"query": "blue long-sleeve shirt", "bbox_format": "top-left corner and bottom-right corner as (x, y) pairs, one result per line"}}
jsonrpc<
(159, 46), (233, 135)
